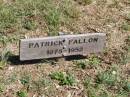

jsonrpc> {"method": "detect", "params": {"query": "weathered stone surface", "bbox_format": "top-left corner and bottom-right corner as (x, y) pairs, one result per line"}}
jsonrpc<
(20, 33), (106, 61)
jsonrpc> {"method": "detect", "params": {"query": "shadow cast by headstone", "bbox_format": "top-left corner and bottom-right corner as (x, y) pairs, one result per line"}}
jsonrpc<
(8, 55), (58, 65)
(64, 55), (87, 61)
(8, 55), (87, 65)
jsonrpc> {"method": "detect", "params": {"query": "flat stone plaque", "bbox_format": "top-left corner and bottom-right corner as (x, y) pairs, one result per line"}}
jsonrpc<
(20, 33), (106, 61)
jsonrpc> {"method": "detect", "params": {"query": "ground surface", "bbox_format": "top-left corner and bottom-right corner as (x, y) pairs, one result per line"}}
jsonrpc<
(0, 0), (130, 97)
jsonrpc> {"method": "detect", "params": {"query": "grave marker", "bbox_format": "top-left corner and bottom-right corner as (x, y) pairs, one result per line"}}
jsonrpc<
(20, 33), (106, 61)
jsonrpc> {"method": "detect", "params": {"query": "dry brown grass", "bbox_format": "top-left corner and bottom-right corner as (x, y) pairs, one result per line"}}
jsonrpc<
(0, 0), (130, 97)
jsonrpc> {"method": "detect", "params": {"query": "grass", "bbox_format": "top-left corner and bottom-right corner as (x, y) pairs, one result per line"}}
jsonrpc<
(0, 84), (4, 94)
(0, 4), (17, 33)
(20, 75), (30, 86)
(0, 47), (12, 69)
(122, 35), (130, 64)
(0, 0), (80, 68)
(74, 59), (89, 69)
(16, 90), (27, 97)
(49, 72), (76, 86)
(0, 0), (129, 97)
(22, 19), (37, 30)
(44, 8), (61, 36)
(96, 69), (118, 86)
(74, 0), (93, 5)
(84, 77), (110, 97)
(0, 34), (18, 69)
(83, 70), (130, 97)
(122, 12), (130, 32)
(0, 34), (19, 46)
(82, 0), (93, 5)
(123, 81), (130, 92)
(74, 56), (101, 69)
(0, 0), (80, 36)
(122, 22), (130, 31)
(6, 73), (17, 84)
(31, 77), (52, 95)
(82, 63), (130, 97)
(88, 56), (101, 68)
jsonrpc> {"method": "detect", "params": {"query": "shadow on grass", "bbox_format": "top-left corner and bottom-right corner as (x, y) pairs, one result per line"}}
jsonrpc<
(65, 55), (86, 61)
(8, 55), (87, 65)
(8, 55), (58, 65)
